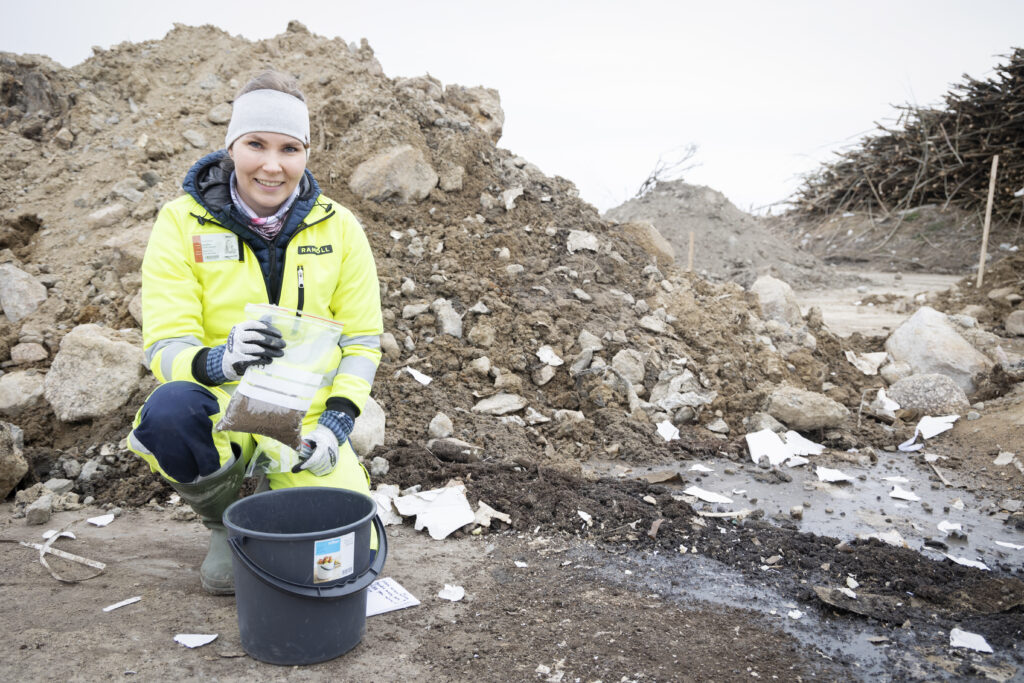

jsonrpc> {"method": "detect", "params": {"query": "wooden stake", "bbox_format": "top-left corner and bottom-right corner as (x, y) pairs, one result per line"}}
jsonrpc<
(687, 231), (695, 272)
(976, 154), (998, 288)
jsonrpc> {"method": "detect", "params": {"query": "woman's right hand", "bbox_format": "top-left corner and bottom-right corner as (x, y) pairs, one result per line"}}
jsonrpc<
(220, 319), (285, 380)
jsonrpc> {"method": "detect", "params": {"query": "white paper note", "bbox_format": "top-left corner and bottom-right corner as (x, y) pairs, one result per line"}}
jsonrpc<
(366, 577), (420, 617)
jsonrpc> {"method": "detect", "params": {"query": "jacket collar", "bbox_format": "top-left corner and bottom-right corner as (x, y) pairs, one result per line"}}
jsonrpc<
(181, 150), (321, 234)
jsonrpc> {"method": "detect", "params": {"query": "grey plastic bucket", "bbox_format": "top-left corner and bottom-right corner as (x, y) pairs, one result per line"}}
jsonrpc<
(223, 487), (387, 666)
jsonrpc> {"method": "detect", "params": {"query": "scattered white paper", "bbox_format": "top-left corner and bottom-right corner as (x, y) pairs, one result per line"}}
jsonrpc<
(103, 596), (141, 612)
(882, 476), (909, 483)
(746, 429), (789, 467)
(688, 463), (714, 473)
(889, 486), (921, 502)
(87, 514), (115, 527)
(536, 345), (564, 367)
(845, 351), (888, 375)
(657, 421), (680, 442)
(816, 467), (854, 483)
(783, 431), (825, 457)
(788, 609), (803, 619)
(514, 561), (529, 568)
(404, 366), (432, 385)
(577, 510), (593, 526)
(937, 521), (962, 535)
(837, 586), (857, 599)
(366, 577), (420, 617)
(371, 485), (404, 526)
(944, 553), (990, 571)
(870, 388), (901, 419)
(437, 584), (465, 602)
(785, 455), (809, 467)
(846, 577), (859, 589)
(858, 530), (906, 547)
(174, 634), (217, 648)
(393, 484), (476, 540)
(42, 529), (76, 540)
(682, 486), (733, 504)
(995, 541), (1023, 550)
(898, 415), (959, 451)
(950, 628), (993, 653)
(923, 453), (940, 463)
(993, 452), (1016, 466)
(474, 501), (511, 527)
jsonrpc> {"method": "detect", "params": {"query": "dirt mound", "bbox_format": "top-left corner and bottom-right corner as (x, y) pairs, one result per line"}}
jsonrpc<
(604, 180), (836, 288)
(0, 22), (1001, 506)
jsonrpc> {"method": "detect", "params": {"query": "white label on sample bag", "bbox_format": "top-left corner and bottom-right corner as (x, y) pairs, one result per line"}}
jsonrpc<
(313, 533), (355, 584)
(192, 234), (239, 263)
(235, 381), (313, 412)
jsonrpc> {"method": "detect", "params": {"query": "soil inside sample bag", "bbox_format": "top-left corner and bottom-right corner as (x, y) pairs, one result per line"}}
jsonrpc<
(218, 391), (307, 449)
(214, 304), (344, 452)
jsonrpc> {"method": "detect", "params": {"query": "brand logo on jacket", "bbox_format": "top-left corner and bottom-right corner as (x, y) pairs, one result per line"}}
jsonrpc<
(297, 245), (334, 255)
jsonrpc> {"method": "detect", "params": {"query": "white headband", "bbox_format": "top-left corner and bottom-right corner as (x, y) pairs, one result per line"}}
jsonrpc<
(224, 89), (310, 150)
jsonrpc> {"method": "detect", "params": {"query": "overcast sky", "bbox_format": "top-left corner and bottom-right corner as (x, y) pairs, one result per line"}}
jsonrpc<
(3, 1), (1021, 214)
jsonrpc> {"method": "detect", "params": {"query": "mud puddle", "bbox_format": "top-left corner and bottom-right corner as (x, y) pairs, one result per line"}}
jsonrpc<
(569, 542), (903, 678)
(794, 270), (963, 337)
(585, 453), (1022, 574)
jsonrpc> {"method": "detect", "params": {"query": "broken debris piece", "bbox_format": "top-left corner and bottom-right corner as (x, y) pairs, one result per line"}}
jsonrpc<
(898, 415), (959, 452)
(393, 484), (476, 540)
(816, 467), (854, 484)
(87, 513), (115, 527)
(437, 584), (465, 602)
(174, 634), (218, 648)
(682, 486), (733, 504)
(103, 596), (141, 612)
(889, 486), (921, 502)
(949, 628), (994, 653)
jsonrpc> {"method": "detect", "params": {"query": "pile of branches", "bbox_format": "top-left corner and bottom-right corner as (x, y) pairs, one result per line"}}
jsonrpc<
(792, 47), (1024, 219)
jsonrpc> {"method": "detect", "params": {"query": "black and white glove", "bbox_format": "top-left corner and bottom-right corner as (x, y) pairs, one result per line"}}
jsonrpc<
(293, 425), (340, 476)
(220, 319), (285, 381)
(292, 411), (354, 476)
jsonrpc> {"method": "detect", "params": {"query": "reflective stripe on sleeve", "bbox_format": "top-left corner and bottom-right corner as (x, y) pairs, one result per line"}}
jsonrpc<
(339, 334), (381, 350)
(145, 335), (202, 379)
(336, 354), (378, 385)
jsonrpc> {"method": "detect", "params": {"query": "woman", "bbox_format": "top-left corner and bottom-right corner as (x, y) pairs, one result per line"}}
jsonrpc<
(127, 71), (383, 595)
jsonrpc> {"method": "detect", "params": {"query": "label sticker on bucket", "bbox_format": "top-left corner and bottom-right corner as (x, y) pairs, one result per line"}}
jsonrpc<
(313, 533), (355, 583)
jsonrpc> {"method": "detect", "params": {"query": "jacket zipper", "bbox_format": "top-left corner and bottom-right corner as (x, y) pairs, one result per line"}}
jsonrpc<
(296, 265), (305, 314)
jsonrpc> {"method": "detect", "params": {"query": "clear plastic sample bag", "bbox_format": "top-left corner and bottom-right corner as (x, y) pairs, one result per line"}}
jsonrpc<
(215, 304), (343, 452)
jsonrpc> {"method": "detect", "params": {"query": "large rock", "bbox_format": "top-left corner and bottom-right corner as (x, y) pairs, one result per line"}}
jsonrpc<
(750, 275), (803, 327)
(618, 221), (675, 269)
(431, 298), (463, 338)
(0, 422), (28, 499)
(472, 393), (527, 415)
(1006, 310), (1024, 336)
(444, 85), (504, 142)
(0, 264), (47, 323)
(348, 145), (438, 204)
(888, 374), (970, 416)
(885, 307), (992, 393)
(349, 396), (385, 457)
(767, 386), (850, 431)
(611, 349), (645, 384)
(0, 370), (45, 416)
(44, 324), (145, 422)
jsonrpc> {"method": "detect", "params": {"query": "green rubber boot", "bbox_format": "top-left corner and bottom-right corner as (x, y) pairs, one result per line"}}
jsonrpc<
(168, 454), (246, 595)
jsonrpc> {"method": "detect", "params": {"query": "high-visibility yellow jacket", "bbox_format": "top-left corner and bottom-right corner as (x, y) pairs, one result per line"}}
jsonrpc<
(141, 151), (382, 418)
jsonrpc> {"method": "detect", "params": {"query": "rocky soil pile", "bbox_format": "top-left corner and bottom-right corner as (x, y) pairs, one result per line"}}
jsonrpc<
(604, 179), (832, 288)
(0, 22), (1021, 520)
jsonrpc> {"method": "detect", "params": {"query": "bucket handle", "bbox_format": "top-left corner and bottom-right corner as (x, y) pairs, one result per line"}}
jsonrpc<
(228, 514), (388, 600)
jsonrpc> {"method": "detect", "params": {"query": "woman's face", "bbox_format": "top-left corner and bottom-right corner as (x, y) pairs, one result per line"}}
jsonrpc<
(229, 132), (307, 217)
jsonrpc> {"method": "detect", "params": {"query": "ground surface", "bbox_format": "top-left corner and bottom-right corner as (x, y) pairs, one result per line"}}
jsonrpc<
(2, 25), (1022, 682)
(3, 265), (1021, 682)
